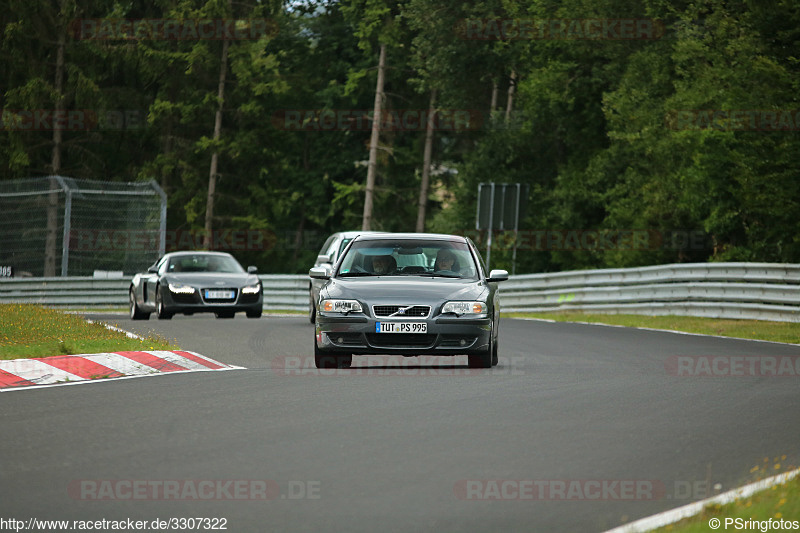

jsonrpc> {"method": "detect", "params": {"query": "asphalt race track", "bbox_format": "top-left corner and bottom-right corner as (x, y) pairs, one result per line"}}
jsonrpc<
(1, 314), (798, 532)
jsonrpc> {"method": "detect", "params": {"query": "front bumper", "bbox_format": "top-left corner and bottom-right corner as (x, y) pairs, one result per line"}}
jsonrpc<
(161, 289), (262, 314)
(315, 315), (492, 355)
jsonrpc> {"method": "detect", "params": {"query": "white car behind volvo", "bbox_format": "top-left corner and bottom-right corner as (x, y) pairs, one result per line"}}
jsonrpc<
(308, 231), (385, 322)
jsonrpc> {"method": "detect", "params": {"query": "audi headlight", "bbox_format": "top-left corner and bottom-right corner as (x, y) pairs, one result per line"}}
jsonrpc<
(320, 299), (363, 314)
(442, 301), (486, 316)
(168, 282), (196, 294)
(242, 283), (261, 294)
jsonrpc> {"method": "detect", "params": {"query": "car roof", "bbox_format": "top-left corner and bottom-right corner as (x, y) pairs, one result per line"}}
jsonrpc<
(334, 230), (388, 238)
(164, 251), (235, 258)
(352, 232), (468, 242)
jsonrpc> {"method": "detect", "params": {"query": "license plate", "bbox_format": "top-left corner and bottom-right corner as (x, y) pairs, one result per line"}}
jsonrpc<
(205, 290), (235, 300)
(375, 322), (427, 333)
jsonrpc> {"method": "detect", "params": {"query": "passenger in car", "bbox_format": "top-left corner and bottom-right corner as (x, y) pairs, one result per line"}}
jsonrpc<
(372, 255), (397, 275)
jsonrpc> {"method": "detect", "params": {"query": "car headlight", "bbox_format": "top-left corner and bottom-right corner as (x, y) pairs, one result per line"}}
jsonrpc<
(320, 299), (363, 314)
(168, 282), (196, 294)
(442, 301), (486, 316)
(242, 283), (261, 294)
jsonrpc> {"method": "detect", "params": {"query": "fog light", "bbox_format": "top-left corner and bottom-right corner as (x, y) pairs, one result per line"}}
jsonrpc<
(338, 337), (344, 344)
(460, 339), (467, 346)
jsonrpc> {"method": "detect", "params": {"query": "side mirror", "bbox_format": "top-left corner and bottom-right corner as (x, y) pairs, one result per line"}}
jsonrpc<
(316, 254), (332, 265)
(147, 266), (158, 274)
(487, 269), (509, 282)
(247, 265), (258, 274)
(309, 267), (330, 280)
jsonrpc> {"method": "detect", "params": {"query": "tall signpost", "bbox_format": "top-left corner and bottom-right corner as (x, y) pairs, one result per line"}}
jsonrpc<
(476, 182), (528, 273)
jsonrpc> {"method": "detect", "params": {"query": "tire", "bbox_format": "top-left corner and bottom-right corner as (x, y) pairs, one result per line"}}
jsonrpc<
(309, 294), (316, 324)
(491, 339), (499, 366)
(246, 308), (262, 319)
(468, 339), (492, 369)
(215, 311), (235, 319)
(129, 289), (150, 320)
(155, 285), (173, 320)
(314, 336), (351, 369)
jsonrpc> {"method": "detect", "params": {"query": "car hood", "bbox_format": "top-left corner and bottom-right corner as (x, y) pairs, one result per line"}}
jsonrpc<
(163, 273), (258, 287)
(323, 277), (487, 305)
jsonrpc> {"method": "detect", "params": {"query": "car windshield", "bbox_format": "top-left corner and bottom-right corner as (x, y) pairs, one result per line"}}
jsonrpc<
(337, 239), (478, 280)
(167, 254), (244, 273)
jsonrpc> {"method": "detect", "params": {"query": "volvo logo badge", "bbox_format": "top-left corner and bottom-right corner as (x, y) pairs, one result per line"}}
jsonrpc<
(390, 305), (414, 317)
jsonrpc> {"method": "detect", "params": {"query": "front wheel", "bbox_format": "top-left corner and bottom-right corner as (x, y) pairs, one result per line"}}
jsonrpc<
(467, 339), (493, 369)
(155, 286), (173, 320)
(129, 289), (150, 320)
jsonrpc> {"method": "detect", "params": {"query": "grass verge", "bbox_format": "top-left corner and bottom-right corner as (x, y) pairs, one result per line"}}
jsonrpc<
(0, 304), (178, 359)
(653, 461), (799, 532)
(507, 312), (800, 345)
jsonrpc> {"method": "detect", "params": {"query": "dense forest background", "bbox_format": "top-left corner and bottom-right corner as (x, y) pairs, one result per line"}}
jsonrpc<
(1, 0), (798, 274)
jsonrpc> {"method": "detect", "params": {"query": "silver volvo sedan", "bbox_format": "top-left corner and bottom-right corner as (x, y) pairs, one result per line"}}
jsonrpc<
(309, 233), (508, 369)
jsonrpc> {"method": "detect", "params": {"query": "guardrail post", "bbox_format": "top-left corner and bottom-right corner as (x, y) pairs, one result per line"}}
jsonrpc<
(59, 176), (72, 277)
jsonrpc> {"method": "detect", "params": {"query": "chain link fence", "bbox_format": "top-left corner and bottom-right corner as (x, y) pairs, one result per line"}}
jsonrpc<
(0, 176), (166, 277)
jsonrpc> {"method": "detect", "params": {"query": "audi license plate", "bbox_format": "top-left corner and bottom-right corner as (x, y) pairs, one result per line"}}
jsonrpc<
(375, 322), (427, 333)
(205, 289), (235, 300)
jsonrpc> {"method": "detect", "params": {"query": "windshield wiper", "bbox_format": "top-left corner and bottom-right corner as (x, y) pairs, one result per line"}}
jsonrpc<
(337, 271), (375, 277)
(411, 272), (463, 278)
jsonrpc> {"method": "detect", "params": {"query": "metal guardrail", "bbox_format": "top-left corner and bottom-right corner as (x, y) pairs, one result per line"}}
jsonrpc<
(0, 262), (798, 321)
(500, 262), (800, 322)
(0, 275), (310, 313)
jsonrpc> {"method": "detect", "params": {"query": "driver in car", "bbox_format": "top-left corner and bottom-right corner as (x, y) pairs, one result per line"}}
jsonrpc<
(434, 249), (459, 273)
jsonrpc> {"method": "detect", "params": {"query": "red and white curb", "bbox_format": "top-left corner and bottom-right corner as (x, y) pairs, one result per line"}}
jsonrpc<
(0, 351), (244, 391)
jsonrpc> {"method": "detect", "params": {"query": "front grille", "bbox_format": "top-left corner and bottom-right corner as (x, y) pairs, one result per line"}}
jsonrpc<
(366, 334), (436, 348)
(372, 305), (430, 318)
